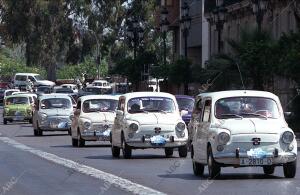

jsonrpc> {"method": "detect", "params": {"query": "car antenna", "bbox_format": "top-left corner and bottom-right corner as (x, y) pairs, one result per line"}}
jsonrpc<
(235, 60), (246, 91)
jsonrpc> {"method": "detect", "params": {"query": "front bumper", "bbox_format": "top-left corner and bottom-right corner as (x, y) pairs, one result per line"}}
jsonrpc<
(214, 151), (297, 166)
(4, 115), (32, 121)
(126, 136), (188, 148)
(81, 130), (111, 141)
(39, 119), (71, 131)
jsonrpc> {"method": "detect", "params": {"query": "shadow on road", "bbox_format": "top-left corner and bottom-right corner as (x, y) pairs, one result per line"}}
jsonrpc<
(51, 144), (111, 148)
(15, 133), (69, 137)
(158, 173), (283, 180)
(85, 154), (178, 160)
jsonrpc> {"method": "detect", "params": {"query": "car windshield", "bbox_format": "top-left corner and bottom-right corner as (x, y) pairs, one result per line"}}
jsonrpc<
(55, 88), (73, 93)
(6, 97), (29, 105)
(127, 96), (176, 114)
(85, 87), (112, 95)
(41, 98), (71, 109)
(5, 91), (17, 96)
(176, 97), (194, 112)
(82, 99), (118, 113)
(37, 87), (51, 93)
(215, 97), (280, 119)
(34, 75), (43, 81)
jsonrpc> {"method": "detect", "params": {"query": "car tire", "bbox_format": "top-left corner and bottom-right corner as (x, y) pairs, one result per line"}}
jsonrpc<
(207, 146), (221, 179)
(122, 134), (132, 159)
(165, 148), (173, 157)
(33, 129), (38, 136)
(283, 160), (297, 178)
(3, 118), (7, 125)
(77, 131), (85, 147)
(263, 166), (275, 175)
(37, 123), (43, 136)
(111, 145), (120, 158)
(178, 145), (188, 158)
(68, 128), (72, 136)
(72, 138), (78, 147)
(193, 160), (205, 176)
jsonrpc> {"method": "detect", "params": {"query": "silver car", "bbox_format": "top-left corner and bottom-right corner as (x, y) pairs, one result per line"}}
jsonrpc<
(32, 94), (73, 136)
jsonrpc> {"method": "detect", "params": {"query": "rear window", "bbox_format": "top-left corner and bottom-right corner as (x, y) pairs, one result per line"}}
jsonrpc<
(15, 75), (27, 81)
(6, 97), (29, 105)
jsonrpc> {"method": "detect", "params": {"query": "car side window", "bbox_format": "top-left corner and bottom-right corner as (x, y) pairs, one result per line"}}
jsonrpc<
(76, 101), (81, 110)
(118, 97), (125, 111)
(28, 76), (35, 82)
(202, 99), (212, 122)
(192, 98), (202, 121)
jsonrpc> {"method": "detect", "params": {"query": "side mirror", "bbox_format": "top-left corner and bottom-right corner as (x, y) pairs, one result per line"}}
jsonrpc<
(180, 110), (189, 116)
(284, 112), (293, 120)
(116, 110), (124, 117)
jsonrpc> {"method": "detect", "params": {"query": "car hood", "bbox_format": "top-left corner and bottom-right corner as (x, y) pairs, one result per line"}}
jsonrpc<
(41, 108), (73, 116)
(81, 112), (116, 123)
(215, 118), (284, 135)
(36, 80), (55, 86)
(126, 113), (180, 125)
(5, 104), (31, 110)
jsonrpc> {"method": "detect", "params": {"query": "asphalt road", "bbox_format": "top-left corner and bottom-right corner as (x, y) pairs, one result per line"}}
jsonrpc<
(0, 108), (300, 195)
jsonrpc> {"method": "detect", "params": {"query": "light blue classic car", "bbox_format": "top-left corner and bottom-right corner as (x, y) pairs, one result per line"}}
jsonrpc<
(32, 94), (74, 136)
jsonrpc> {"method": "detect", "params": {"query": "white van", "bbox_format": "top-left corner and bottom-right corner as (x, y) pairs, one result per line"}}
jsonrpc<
(14, 73), (55, 88)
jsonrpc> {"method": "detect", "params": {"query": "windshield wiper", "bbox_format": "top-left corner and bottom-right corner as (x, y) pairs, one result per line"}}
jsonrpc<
(144, 109), (169, 114)
(220, 114), (243, 119)
(240, 113), (267, 119)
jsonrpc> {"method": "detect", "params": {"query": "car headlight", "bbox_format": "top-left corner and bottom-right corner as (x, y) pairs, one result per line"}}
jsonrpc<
(218, 132), (230, 145)
(282, 131), (294, 144)
(40, 113), (47, 121)
(176, 122), (186, 132)
(83, 121), (91, 129)
(129, 123), (138, 131)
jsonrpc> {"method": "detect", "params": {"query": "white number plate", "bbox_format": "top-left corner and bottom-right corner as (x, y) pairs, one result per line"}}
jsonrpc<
(240, 158), (272, 166)
(14, 116), (24, 121)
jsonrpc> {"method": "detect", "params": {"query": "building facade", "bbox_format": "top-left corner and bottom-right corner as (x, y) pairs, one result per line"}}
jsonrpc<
(158, 0), (204, 67)
(204, 0), (299, 57)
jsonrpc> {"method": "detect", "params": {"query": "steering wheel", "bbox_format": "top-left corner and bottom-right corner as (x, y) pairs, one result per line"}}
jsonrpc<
(255, 110), (272, 117)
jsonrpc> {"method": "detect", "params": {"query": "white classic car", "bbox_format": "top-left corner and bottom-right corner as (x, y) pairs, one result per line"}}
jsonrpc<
(189, 90), (297, 179)
(32, 94), (73, 136)
(71, 95), (119, 147)
(111, 92), (189, 159)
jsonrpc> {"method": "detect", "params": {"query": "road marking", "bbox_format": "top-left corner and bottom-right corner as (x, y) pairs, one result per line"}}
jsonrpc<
(0, 137), (166, 195)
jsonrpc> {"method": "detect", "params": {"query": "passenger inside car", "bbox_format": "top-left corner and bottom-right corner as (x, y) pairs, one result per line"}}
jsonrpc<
(130, 104), (140, 113)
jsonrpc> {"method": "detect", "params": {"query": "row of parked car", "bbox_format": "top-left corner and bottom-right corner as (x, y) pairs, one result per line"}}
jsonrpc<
(1, 89), (297, 179)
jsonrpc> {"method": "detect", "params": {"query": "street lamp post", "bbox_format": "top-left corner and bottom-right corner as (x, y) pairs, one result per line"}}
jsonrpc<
(251, 0), (268, 32)
(180, 2), (191, 95)
(126, 18), (144, 60)
(212, 3), (227, 53)
(160, 6), (169, 66)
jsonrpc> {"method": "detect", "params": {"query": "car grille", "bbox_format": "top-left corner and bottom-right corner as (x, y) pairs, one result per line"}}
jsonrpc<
(92, 124), (112, 132)
(8, 110), (26, 116)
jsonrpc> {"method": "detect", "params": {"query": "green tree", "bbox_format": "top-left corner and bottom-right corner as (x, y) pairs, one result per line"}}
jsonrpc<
(227, 29), (277, 90)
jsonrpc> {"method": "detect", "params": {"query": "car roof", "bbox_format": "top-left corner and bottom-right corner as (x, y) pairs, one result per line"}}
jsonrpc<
(15, 73), (39, 76)
(196, 90), (280, 101)
(5, 94), (31, 99)
(121, 92), (176, 100)
(38, 93), (72, 100)
(78, 95), (120, 102)
(5, 89), (20, 92)
(92, 80), (108, 83)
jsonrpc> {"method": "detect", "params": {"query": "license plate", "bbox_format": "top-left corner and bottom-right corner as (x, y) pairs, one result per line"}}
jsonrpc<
(14, 116), (24, 121)
(240, 158), (272, 166)
(150, 135), (167, 145)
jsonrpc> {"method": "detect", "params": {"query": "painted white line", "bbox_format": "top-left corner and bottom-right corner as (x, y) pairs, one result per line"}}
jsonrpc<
(0, 137), (166, 195)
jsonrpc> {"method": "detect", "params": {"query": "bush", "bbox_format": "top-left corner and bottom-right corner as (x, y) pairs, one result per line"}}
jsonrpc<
(0, 53), (45, 80)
